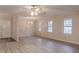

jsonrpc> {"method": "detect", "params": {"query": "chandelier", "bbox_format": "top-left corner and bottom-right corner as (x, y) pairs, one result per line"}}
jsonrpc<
(30, 5), (41, 16)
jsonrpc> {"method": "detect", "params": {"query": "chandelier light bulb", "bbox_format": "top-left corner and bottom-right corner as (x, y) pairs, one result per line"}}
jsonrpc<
(35, 8), (40, 12)
(35, 12), (38, 15)
(31, 12), (34, 16)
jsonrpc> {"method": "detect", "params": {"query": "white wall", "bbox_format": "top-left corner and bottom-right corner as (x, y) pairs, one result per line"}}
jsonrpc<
(0, 16), (11, 38)
(17, 17), (35, 37)
(35, 15), (79, 45)
(11, 16), (36, 40)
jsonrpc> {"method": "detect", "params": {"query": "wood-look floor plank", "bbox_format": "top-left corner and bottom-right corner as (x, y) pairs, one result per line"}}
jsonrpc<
(0, 37), (79, 53)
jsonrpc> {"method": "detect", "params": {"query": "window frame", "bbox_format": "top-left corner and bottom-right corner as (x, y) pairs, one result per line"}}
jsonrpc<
(64, 18), (72, 34)
(48, 20), (53, 32)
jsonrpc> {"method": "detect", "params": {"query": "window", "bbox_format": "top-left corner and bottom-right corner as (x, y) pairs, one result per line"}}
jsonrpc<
(38, 22), (42, 31)
(48, 20), (53, 32)
(64, 18), (72, 34)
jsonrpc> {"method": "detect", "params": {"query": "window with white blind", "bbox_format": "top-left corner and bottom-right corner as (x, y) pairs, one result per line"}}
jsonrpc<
(64, 18), (72, 34)
(48, 20), (53, 32)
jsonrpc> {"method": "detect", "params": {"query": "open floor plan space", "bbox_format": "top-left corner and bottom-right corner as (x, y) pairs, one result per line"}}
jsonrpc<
(0, 5), (79, 53)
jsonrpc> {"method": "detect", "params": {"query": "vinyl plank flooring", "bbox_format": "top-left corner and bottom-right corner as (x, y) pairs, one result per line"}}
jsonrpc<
(0, 37), (79, 53)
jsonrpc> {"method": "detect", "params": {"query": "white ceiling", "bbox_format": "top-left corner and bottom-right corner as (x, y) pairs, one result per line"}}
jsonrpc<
(0, 5), (79, 17)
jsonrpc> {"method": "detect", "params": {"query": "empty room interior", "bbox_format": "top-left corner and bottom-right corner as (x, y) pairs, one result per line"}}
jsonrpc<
(0, 5), (79, 53)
